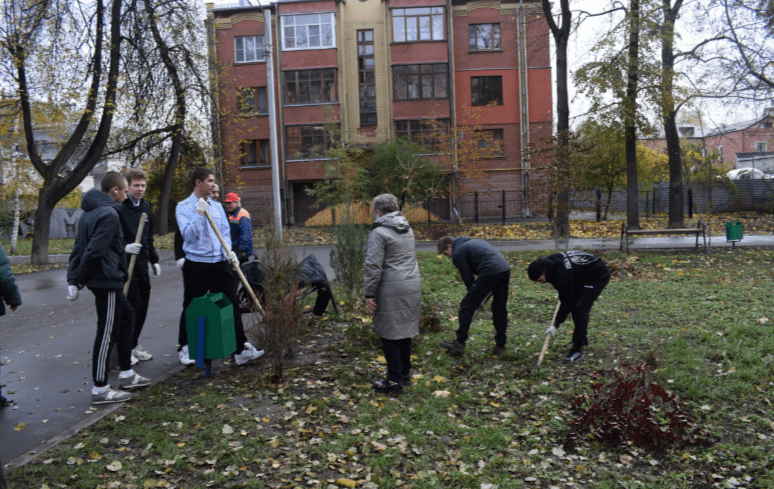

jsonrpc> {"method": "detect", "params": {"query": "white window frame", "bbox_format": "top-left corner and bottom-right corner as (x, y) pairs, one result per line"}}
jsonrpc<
(281, 12), (336, 51)
(234, 35), (265, 63)
(756, 141), (767, 152)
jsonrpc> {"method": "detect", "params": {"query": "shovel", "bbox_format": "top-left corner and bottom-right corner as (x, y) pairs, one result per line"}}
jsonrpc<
(534, 299), (561, 370)
(203, 208), (265, 315)
(123, 213), (146, 296)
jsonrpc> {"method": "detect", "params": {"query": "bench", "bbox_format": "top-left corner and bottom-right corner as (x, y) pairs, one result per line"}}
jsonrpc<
(620, 220), (707, 253)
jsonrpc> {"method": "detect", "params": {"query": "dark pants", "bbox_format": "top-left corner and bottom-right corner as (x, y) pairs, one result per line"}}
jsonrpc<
(570, 266), (611, 348)
(92, 289), (134, 386)
(126, 271), (151, 349)
(313, 287), (332, 316)
(381, 337), (412, 383)
(178, 260), (247, 354)
(456, 269), (510, 347)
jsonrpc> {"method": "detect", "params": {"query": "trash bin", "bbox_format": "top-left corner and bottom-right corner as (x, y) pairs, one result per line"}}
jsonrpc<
(725, 221), (743, 245)
(185, 292), (237, 363)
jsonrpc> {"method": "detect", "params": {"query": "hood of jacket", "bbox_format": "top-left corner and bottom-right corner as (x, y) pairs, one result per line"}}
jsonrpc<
(81, 188), (121, 214)
(372, 211), (410, 233)
(453, 236), (472, 248)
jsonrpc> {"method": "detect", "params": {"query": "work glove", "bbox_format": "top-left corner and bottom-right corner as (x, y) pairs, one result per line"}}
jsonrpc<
(196, 198), (208, 215)
(152, 263), (161, 277)
(67, 285), (80, 301)
(545, 325), (558, 337)
(125, 243), (142, 255)
(227, 251), (239, 267)
(176, 258), (185, 269)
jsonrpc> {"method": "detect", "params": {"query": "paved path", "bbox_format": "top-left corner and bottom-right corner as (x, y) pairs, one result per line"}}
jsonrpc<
(2, 235), (773, 471)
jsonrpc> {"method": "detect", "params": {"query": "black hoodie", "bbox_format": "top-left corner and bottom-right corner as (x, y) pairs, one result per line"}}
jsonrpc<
(67, 188), (128, 289)
(541, 251), (609, 326)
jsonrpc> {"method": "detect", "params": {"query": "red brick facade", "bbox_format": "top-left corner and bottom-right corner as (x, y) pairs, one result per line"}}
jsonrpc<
(208, 0), (552, 224)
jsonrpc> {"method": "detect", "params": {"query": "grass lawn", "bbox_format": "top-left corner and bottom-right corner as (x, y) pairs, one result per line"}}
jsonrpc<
(7, 247), (774, 488)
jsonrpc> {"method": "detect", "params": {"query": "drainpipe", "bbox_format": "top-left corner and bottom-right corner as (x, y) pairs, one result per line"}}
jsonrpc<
(265, 9), (283, 238)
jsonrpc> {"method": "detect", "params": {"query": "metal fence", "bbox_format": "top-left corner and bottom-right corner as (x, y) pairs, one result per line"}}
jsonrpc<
(262, 180), (774, 228)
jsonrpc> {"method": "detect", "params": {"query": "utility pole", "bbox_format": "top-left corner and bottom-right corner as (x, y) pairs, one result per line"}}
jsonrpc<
(265, 9), (283, 239)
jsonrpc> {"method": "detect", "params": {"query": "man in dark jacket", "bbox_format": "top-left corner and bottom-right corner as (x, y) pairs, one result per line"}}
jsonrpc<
(527, 251), (611, 363)
(67, 172), (151, 405)
(119, 169), (160, 362)
(437, 236), (511, 355)
(223, 192), (253, 263)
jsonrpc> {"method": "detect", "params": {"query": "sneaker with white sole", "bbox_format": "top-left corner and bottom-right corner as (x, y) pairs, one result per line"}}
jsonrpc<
(235, 346), (264, 365)
(132, 346), (153, 361)
(179, 345), (195, 366)
(118, 373), (152, 390)
(131, 354), (139, 366)
(92, 387), (133, 405)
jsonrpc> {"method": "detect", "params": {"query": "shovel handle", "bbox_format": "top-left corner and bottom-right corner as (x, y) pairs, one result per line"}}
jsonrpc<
(203, 209), (264, 315)
(123, 213), (146, 297)
(535, 299), (561, 368)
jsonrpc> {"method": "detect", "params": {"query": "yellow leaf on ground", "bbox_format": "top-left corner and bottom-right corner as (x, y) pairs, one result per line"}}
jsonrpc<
(14, 423), (24, 431)
(335, 479), (357, 488)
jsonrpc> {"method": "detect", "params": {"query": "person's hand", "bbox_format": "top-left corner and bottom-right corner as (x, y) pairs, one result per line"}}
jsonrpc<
(545, 324), (558, 337)
(365, 298), (377, 314)
(124, 243), (142, 255)
(176, 258), (185, 269)
(67, 285), (80, 301)
(9, 304), (17, 312)
(196, 198), (208, 215)
(227, 251), (239, 267)
(152, 263), (161, 276)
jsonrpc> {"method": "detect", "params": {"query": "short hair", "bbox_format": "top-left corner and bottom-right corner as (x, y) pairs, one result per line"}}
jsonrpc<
(437, 236), (454, 254)
(124, 168), (147, 185)
(101, 171), (127, 193)
(190, 167), (213, 189)
(372, 193), (398, 214)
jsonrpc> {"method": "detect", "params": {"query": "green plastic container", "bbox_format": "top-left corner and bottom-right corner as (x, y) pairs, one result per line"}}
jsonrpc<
(185, 292), (237, 361)
(725, 221), (743, 242)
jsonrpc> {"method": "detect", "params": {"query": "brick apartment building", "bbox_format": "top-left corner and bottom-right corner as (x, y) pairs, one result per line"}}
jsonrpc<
(207, 0), (552, 225)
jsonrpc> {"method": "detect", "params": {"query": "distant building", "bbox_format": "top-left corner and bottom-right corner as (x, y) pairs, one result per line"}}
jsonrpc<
(207, 0), (553, 225)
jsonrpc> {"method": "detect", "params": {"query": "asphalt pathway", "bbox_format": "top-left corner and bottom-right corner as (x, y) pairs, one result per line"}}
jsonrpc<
(2, 234), (773, 472)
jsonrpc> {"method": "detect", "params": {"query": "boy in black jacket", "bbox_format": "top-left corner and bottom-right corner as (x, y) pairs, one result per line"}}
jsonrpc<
(67, 172), (152, 404)
(527, 251), (610, 363)
(119, 169), (160, 362)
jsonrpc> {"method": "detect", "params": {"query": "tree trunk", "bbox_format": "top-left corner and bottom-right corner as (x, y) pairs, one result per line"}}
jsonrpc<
(10, 188), (20, 255)
(541, 0), (571, 238)
(30, 187), (56, 264)
(662, 0), (685, 228)
(625, 0), (641, 230)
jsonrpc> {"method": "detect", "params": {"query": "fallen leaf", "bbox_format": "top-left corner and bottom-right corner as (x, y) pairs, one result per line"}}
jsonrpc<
(335, 479), (357, 488)
(106, 460), (122, 472)
(14, 423), (25, 431)
(433, 390), (451, 398)
(222, 424), (234, 435)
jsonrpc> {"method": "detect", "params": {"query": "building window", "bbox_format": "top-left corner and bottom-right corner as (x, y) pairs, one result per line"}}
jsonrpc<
(471, 76), (503, 106)
(392, 7), (445, 42)
(476, 129), (504, 156)
(282, 69), (337, 105)
(358, 30), (377, 126)
(281, 13), (335, 50)
(469, 24), (500, 51)
(235, 36), (265, 63)
(718, 145), (723, 160)
(285, 125), (335, 159)
(241, 140), (270, 167)
(395, 119), (448, 148)
(756, 142), (767, 152)
(237, 87), (267, 115)
(393, 64), (448, 101)
(764, 122), (772, 128)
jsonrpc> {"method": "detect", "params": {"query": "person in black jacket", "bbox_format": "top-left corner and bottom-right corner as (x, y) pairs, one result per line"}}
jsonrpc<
(119, 169), (160, 362)
(67, 172), (152, 405)
(527, 251), (611, 363)
(1, 243), (22, 408)
(437, 236), (512, 355)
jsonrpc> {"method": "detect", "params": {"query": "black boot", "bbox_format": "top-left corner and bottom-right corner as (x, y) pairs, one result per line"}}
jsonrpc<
(372, 379), (404, 395)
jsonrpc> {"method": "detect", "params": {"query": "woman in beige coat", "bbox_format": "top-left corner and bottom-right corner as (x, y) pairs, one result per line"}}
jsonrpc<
(364, 194), (421, 395)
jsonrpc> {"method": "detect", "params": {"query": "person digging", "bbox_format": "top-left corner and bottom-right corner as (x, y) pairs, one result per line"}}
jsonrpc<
(527, 251), (610, 363)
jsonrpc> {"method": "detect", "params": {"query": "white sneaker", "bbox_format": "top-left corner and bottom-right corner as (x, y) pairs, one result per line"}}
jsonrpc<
(178, 345), (195, 366)
(131, 354), (139, 366)
(235, 346), (264, 365)
(132, 346), (153, 361)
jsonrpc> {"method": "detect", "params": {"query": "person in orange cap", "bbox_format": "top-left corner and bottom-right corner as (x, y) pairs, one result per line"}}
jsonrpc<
(223, 192), (254, 264)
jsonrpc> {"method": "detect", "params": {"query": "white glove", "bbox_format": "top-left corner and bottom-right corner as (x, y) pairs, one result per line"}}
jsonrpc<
(152, 263), (161, 276)
(196, 198), (208, 215)
(176, 258), (185, 269)
(545, 325), (558, 337)
(227, 251), (239, 267)
(125, 243), (142, 255)
(67, 285), (80, 301)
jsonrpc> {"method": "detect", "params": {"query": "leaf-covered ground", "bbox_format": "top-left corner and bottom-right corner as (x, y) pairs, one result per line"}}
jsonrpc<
(7, 247), (774, 489)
